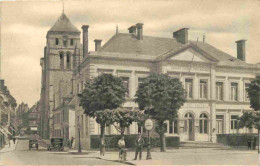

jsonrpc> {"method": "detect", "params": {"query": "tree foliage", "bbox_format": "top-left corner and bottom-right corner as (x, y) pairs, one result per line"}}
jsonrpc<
(135, 73), (186, 151)
(78, 73), (127, 118)
(239, 76), (260, 130)
(96, 108), (147, 136)
(135, 73), (186, 122)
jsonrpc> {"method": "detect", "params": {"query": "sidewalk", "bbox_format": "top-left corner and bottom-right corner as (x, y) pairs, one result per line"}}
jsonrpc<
(65, 147), (258, 165)
(0, 139), (18, 153)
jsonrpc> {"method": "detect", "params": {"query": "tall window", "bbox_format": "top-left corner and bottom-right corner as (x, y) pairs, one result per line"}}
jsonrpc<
(199, 113), (208, 134)
(230, 83), (238, 101)
(200, 80), (207, 99)
(66, 53), (71, 69)
(216, 82), (223, 100)
(184, 113), (193, 133)
(231, 115), (239, 132)
(169, 119), (178, 134)
(55, 38), (59, 45)
(244, 83), (250, 101)
(138, 77), (146, 88)
(121, 77), (129, 97)
(185, 79), (193, 99)
(70, 39), (74, 46)
(59, 52), (64, 69)
(216, 115), (224, 134)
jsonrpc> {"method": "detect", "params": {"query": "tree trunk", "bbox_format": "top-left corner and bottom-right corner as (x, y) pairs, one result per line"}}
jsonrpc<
(100, 124), (105, 156)
(120, 126), (125, 139)
(157, 121), (166, 152)
(258, 129), (260, 153)
(159, 133), (166, 152)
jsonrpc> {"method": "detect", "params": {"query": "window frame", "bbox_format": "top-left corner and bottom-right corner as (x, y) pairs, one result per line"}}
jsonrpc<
(230, 82), (238, 101)
(199, 80), (208, 99)
(216, 82), (224, 101)
(185, 78), (193, 99)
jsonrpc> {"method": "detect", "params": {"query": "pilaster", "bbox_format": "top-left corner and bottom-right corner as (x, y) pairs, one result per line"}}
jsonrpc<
(224, 77), (229, 101)
(210, 65), (216, 142)
(193, 75), (199, 99)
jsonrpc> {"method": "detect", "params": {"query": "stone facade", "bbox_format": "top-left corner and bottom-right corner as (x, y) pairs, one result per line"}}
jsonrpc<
(40, 13), (260, 149)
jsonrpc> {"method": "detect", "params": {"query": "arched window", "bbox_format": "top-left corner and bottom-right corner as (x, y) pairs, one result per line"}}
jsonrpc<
(59, 52), (64, 69)
(199, 113), (208, 134)
(66, 52), (71, 69)
(184, 113), (194, 133)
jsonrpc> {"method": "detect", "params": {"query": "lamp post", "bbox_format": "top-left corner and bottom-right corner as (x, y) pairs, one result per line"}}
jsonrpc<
(77, 118), (81, 153)
(144, 118), (153, 160)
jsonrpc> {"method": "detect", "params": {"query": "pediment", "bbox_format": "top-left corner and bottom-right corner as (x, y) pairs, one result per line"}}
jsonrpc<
(169, 47), (211, 62)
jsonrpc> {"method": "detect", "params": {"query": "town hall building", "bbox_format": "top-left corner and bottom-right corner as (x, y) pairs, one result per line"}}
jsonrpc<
(39, 12), (260, 149)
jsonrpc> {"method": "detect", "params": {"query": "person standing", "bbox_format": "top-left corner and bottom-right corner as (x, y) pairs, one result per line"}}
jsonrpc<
(134, 133), (144, 160)
(118, 136), (125, 159)
(70, 137), (74, 149)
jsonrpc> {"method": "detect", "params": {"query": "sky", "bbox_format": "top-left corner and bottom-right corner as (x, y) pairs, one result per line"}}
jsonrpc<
(0, 0), (260, 107)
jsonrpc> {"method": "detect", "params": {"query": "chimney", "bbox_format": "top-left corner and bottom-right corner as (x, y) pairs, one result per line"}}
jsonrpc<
(94, 39), (102, 51)
(236, 39), (246, 61)
(173, 28), (189, 44)
(136, 23), (144, 40)
(81, 25), (89, 58)
(128, 25), (136, 34)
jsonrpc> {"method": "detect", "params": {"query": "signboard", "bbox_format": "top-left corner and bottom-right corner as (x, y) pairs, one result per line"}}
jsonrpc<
(144, 119), (153, 131)
(30, 127), (38, 131)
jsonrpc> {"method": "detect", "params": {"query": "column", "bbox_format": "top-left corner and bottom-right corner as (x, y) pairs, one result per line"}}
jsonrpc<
(210, 65), (216, 142)
(193, 75), (199, 99)
(225, 110), (230, 134)
(70, 55), (73, 70)
(224, 77), (229, 101)
(130, 71), (135, 98)
(64, 54), (67, 70)
(238, 78), (243, 102)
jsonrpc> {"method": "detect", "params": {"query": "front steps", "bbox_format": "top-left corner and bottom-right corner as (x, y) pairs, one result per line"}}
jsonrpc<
(179, 141), (226, 149)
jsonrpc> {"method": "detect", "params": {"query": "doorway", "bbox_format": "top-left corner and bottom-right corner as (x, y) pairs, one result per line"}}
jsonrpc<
(184, 113), (194, 141)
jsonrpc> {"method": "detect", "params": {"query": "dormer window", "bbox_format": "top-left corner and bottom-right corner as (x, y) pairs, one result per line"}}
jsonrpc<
(55, 38), (59, 45)
(70, 39), (74, 46)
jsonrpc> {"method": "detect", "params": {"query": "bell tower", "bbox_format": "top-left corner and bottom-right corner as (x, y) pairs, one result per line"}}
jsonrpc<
(40, 13), (82, 139)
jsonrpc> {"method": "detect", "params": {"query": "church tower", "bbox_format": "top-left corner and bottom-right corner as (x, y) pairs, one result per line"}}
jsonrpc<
(40, 13), (82, 139)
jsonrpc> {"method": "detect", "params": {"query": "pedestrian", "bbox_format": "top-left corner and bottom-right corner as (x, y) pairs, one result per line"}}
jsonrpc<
(118, 136), (125, 159)
(253, 136), (256, 150)
(70, 137), (74, 149)
(247, 138), (251, 150)
(12, 136), (16, 144)
(134, 132), (144, 160)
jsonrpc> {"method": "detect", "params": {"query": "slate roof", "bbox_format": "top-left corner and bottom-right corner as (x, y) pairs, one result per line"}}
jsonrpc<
(48, 13), (80, 33)
(97, 33), (256, 67)
(99, 33), (183, 56)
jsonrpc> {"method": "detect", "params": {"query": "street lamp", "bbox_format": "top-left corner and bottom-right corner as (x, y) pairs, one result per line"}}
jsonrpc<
(77, 117), (81, 153)
(144, 118), (153, 160)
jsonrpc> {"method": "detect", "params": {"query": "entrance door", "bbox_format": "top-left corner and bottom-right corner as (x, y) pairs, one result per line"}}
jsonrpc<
(185, 113), (194, 141)
(216, 115), (224, 134)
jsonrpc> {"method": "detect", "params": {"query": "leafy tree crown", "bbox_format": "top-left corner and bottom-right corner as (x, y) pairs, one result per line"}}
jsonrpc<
(135, 73), (186, 122)
(78, 73), (127, 118)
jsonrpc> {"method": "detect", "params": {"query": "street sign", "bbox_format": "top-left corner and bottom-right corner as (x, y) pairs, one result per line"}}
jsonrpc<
(144, 119), (153, 131)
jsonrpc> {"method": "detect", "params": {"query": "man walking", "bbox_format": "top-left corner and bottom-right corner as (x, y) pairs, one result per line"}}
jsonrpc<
(134, 133), (144, 160)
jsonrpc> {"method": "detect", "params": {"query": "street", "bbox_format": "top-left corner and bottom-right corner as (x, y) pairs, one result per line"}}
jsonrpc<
(0, 140), (123, 165)
(0, 139), (259, 165)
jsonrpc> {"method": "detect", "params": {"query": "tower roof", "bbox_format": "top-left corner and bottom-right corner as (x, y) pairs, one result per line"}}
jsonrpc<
(48, 13), (80, 33)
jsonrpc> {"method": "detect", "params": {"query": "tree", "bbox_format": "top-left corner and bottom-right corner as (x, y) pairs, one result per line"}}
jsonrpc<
(101, 108), (147, 138)
(238, 76), (260, 153)
(135, 73), (186, 152)
(78, 74), (126, 154)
